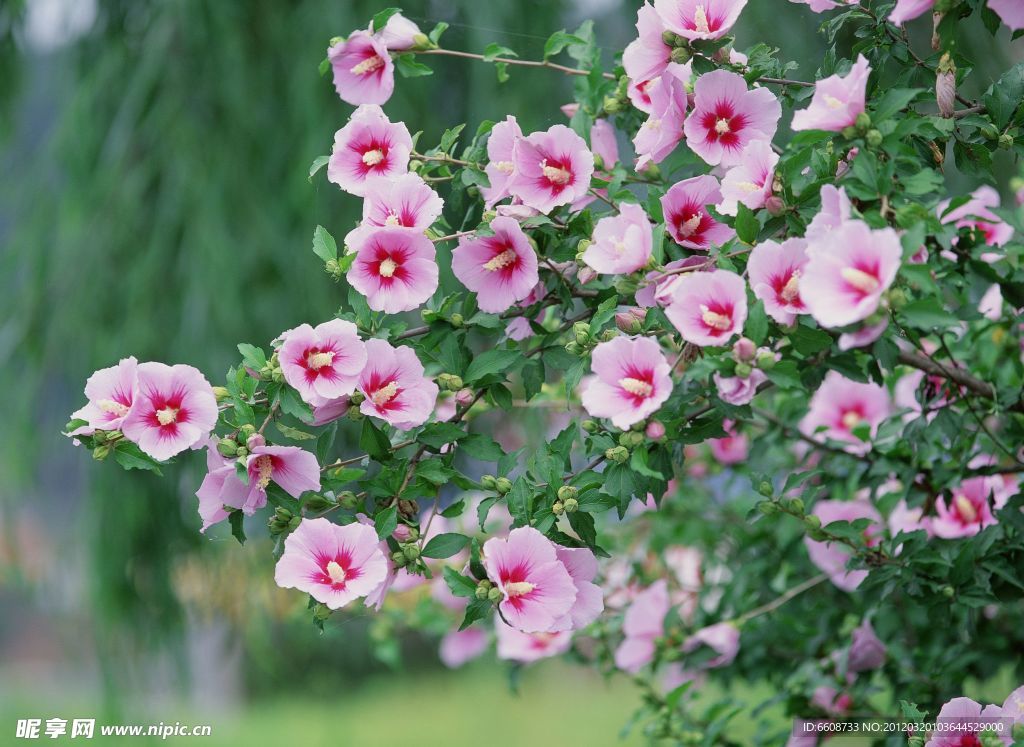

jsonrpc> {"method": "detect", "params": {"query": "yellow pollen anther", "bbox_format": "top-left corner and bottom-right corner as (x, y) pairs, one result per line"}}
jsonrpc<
(494, 160), (515, 174)
(736, 181), (761, 193)
(619, 377), (653, 397)
(379, 258), (398, 278)
(824, 94), (845, 110)
(781, 271), (801, 303)
(840, 267), (880, 293)
(715, 118), (731, 135)
(97, 399), (129, 417)
(372, 381), (399, 406)
(326, 560), (347, 584)
(483, 249), (517, 272)
(700, 304), (732, 331)
(505, 581), (536, 597)
(613, 240), (627, 254)
(541, 161), (572, 185)
(679, 213), (703, 237)
(954, 494), (977, 523)
(384, 212), (401, 226)
(840, 411), (861, 430)
(306, 351), (335, 370)
(350, 54), (385, 76)
(254, 455), (273, 489)
(362, 149), (385, 166)
(155, 407), (179, 426)
(694, 5), (711, 33)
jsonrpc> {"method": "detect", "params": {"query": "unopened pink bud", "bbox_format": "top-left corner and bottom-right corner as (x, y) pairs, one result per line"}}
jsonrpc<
(645, 421), (665, 440)
(577, 267), (598, 285)
(392, 524), (413, 542)
(765, 196), (785, 216)
(246, 433), (266, 450)
(615, 307), (647, 334)
(733, 337), (757, 362)
(455, 388), (475, 405)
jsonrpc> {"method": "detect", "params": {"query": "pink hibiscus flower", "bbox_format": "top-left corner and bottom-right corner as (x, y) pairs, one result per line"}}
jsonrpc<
(799, 371), (891, 455)
(551, 546), (605, 631)
(682, 622), (740, 668)
(634, 64), (690, 169)
(279, 319), (367, 405)
(889, 0), (934, 24)
(623, 3), (672, 85)
(614, 579), (670, 673)
(747, 237), (810, 325)
(713, 369), (768, 405)
(789, 0), (859, 12)
(580, 336), (673, 430)
(327, 105), (412, 196)
(482, 115), (524, 207)
(327, 31), (394, 106)
(451, 216), (539, 313)
(370, 11), (422, 50)
(121, 362), (218, 461)
(718, 140), (779, 216)
(804, 499), (882, 591)
(801, 220), (901, 328)
(357, 339), (438, 431)
(69, 356), (138, 436)
(583, 202), (654, 275)
(482, 527), (578, 633)
(925, 697), (1006, 747)
(347, 226), (439, 313)
(495, 622), (572, 663)
(654, 0), (749, 40)
(847, 619), (887, 672)
(792, 56), (871, 132)
(989, 0), (1024, 30)
(938, 186), (1014, 248)
(509, 124), (594, 213)
(805, 184), (853, 242)
(708, 420), (748, 465)
(665, 269), (748, 347)
(932, 477), (999, 539)
(662, 175), (736, 250)
(274, 517), (388, 609)
(360, 173), (443, 231)
(684, 70), (781, 167)
(439, 627), (490, 669)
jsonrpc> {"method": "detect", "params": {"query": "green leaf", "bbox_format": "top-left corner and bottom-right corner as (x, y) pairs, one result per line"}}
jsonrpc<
(460, 433), (505, 462)
(982, 62), (1024, 129)
(422, 533), (470, 559)
(418, 422), (466, 449)
(228, 511), (246, 545)
(543, 30), (586, 61)
(900, 298), (959, 329)
(439, 124), (466, 153)
(359, 418), (391, 460)
(394, 54), (433, 78)
(443, 566), (477, 598)
(734, 204), (759, 244)
(415, 459), (453, 486)
(278, 385), (313, 423)
(112, 441), (164, 474)
(370, 7), (401, 33)
(374, 505), (398, 540)
(237, 343), (267, 370)
(308, 155), (329, 182)
(274, 422), (316, 441)
(312, 225), (338, 263)
(464, 348), (521, 383)
(789, 325), (833, 356)
(459, 598), (491, 630)
(428, 21), (448, 45)
(483, 42), (517, 61)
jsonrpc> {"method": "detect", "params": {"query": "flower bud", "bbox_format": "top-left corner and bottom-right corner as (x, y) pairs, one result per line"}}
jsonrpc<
(573, 321), (591, 346)
(645, 420), (665, 440)
(246, 433), (266, 450)
(613, 276), (640, 296)
(313, 603), (332, 621)
(481, 474), (498, 490)
(92, 443), (112, 461)
(447, 374), (463, 390)
(338, 490), (360, 509)
(998, 133), (1014, 150)
(565, 341), (583, 355)
(936, 53), (956, 118)
(303, 494), (333, 511)
(403, 544), (421, 561)
(981, 124), (1000, 141)
(757, 481), (774, 498)
(602, 96), (623, 114)
(455, 388), (474, 405)
(287, 515), (301, 530)
(670, 46), (691, 64)
(217, 437), (239, 457)
(803, 515), (821, 530)
(212, 386), (231, 402)
(552, 500), (565, 515)
(325, 258), (342, 279)
(391, 550), (408, 568)
(557, 485), (578, 502)
(599, 329), (618, 342)
(349, 391), (365, 405)
(785, 497), (805, 515)
(346, 405), (363, 421)
(475, 584), (490, 600)
(495, 477), (513, 495)
(855, 112), (871, 132)
(757, 500), (778, 515)
(616, 307), (647, 334)
(392, 524), (414, 542)
(582, 419), (600, 434)
(576, 239), (592, 254)
(411, 32), (432, 50)
(865, 129), (883, 147)
(755, 350), (777, 370)
(734, 362), (753, 378)
(563, 497), (579, 513)
(239, 423), (256, 439)
(449, 313), (464, 328)
(235, 446), (249, 458)
(487, 586), (503, 603)
(942, 585), (955, 598)
(841, 125), (857, 139)
(661, 30), (679, 46)
(605, 445), (630, 464)
(732, 337), (757, 363)
(764, 195), (786, 216)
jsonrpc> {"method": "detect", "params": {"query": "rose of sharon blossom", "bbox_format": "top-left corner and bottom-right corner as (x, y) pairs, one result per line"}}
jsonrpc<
(718, 140), (779, 216)
(989, 0), (1024, 30)
(274, 518), (388, 609)
(482, 527), (577, 633)
(634, 64), (689, 169)
(583, 203), (653, 275)
(121, 362), (218, 461)
(580, 336), (673, 430)
(614, 579), (669, 673)
(792, 56), (871, 132)
(482, 116), (523, 207)
(790, 0), (859, 12)
(327, 106), (412, 197)
(682, 622), (740, 668)
(662, 175), (736, 250)
(551, 546), (605, 631)
(357, 339), (438, 431)
(496, 622), (572, 663)
(509, 124), (594, 213)
(347, 227), (439, 313)
(328, 31), (394, 106)
(279, 319), (367, 405)
(747, 238), (810, 325)
(439, 628), (489, 669)
(713, 369), (768, 406)
(371, 11), (422, 50)
(665, 270), (748, 347)
(800, 371), (891, 455)
(847, 619), (886, 672)
(805, 184), (853, 242)
(889, 0), (934, 25)
(654, 0), (748, 41)
(932, 477), (999, 539)
(924, 697), (1006, 747)
(708, 420), (748, 465)
(801, 220), (901, 328)
(451, 217), (539, 313)
(684, 70), (781, 167)
(360, 173), (443, 231)
(1002, 686), (1024, 726)
(69, 356), (138, 436)
(623, 3), (672, 89)
(938, 186), (1014, 248)
(805, 499), (882, 592)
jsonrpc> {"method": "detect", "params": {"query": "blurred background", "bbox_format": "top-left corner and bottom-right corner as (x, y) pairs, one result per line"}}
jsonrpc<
(0, 1), (1020, 744)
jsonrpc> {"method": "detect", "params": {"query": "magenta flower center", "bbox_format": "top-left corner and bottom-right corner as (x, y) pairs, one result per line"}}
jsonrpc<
(362, 149), (385, 166)
(156, 406), (179, 426)
(840, 409), (862, 430)
(701, 304), (733, 331)
(98, 398), (130, 417)
(540, 158), (573, 188)
(504, 580), (536, 597)
(326, 560), (347, 584)
(780, 271), (802, 303)
(691, 5), (718, 34)
(953, 494), (979, 524)
(306, 350), (335, 370)
(370, 380), (399, 406)
(350, 54), (385, 77)
(840, 266), (880, 294)
(701, 104), (747, 147)
(619, 377), (653, 397)
(483, 248), (518, 272)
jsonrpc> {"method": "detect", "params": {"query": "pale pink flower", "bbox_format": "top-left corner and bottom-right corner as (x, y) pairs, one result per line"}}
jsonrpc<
(684, 70), (781, 167)
(718, 140), (779, 216)
(924, 698), (1006, 747)
(482, 527), (577, 633)
(792, 56), (871, 132)
(889, 0), (933, 24)
(847, 619), (886, 672)
(371, 11), (421, 50)
(623, 3), (672, 84)
(1001, 686), (1024, 725)
(662, 175), (736, 250)
(708, 420), (748, 465)
(591, 119), (620, 168)
(789, 0), (859, 12)
(938, 186), (1014, 248)
(989, 0), (1024, 30)
(634, 64), (690, 169)
(309, 396), (351, 426)
(665, 270), (748, 347)
(551, 546), (604, 631)
(837, 318), (889, 351)
(279, 319), (367, 404)
(327, 31), (394, 106)
(69, 356), (138, 436)
(636, 257), (706, 308)
(439, 628), (489, 668)
(654, 0), (748, 40)
(804, 499), (882, 591)
(932, 477), (999, 539)
(682, 622), (740, 668)
(121, 362), (218, 461)
(713, 369), (767, 405)
(979, 284), (1004, 321)
(451, 216), (539, 313)
(747, 238), (809, 325)
(888, 499), (933, 539)
(509, 124), (594, 213)
(583, 203), (654, 274)
(327, 105), (412, 196)
(482, 116), (523, 207)
(801, 220), (901, 328)
(357, 339), (438, 430)
(495, 622), (572, 663)
(580, 336), (673, 430)
(274, 517), (388, 609)
(800, 372), (891, 455)
(360, 173), (443, 231)
(614, 579), (669, 673)
(805, 184), (853, 242)
(347, 226), (439, 313)
(628, 77), (658, 114)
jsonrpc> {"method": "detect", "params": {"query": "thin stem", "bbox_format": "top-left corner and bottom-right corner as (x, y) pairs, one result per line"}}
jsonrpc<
(419, 47), (615, 80)
(733, 573), (828, 625)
